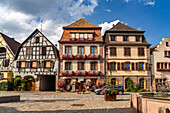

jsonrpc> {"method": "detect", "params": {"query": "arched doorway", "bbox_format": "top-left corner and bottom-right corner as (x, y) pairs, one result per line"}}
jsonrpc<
(139, 78), (145, 89)
(111, 78), (117, 85)
(125, 78), (132, 89)
(24, 76), (35, 91)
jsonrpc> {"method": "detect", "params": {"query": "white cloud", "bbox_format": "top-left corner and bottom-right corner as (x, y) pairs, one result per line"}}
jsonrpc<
(106, 9), (111, 13)
(144, 0), (155, 6)
(123, 0), (155, 6)
(0, 0), (98, 47)
(98, 20), (120, 36)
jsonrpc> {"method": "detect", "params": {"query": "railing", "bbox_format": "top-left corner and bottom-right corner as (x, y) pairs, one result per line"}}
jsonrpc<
(0, 53), (6, 59)
(61, 70), (100, 76)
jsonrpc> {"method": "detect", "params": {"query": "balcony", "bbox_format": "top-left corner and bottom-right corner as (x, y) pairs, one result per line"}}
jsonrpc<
(0, 53), (6, 59)
(61, 70), (101, 77)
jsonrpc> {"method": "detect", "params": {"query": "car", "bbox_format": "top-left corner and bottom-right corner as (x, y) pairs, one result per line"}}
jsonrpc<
(94, 85), (124, 95)
(94, 86), (108, 95)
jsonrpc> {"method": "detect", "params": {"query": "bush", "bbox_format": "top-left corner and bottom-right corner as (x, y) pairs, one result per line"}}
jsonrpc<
(0, 81), (13, 91)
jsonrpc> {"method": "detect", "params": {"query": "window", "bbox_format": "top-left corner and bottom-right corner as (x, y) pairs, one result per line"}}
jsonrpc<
(31, 61), (37, 68)
(111, 78), (117, 85)
(80, 34), (84, 39)
(136, 63), (139, 70)
(91, 62), (97, 70)
(78, 46), (84, 54)
(125, 62), (130, 70)
(40, 47), (46, 55)
(165, 63), (167, 69)
(111, 36), (116, 41)
(26, 47), (32, 55)
(117, 62), (120, 70)
(136, 36), (140, 42)
(78, 62), (84, 70)
(88, 34), (93, 38)
(166, 42), (169, 47)
(71, 34), (75, 38)
(121, 62), (125, 70)
(138, 62), (144, 70)
(76, 33), (79, 38)
(45, 61), (50, 68)
(139, 78), (145, 89)
(84, 34), (87, 39)
(157, 63), (160, 69)
(65, 62), (71, 70)
(65, 46), (71, 54)
(132, 63), (135, 70)
(110, 62), (116, 70)
(20, 61), (25, 68)
(35, 36), (40, 43)
(124, 47), (131, 56)
(138, 48), (145, 56)
(3, 59), (9, 67)
(161, 63), (163, 69)
(123, 36), (128, 41)
(91, 46), (97, 54)
(110, 47), (117, 56)
(164, 51), (170, 57)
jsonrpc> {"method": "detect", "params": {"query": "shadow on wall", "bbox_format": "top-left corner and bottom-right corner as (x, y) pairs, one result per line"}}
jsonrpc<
(0, 106), (133, 113)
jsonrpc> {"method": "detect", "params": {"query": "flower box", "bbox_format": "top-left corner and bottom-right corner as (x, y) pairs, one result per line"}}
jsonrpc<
(62, 54), (74, 60)
(104, 94), (116, 101)
(88, 54), (100, 60)
(75, 54), (83, 60)
(78, 38), (86, 41)
(93, 71), (100, 76)
(69, 38), (77, 41)
(67, 71), (74, 76)
(157, 68), (165, 71)
(88, 71), (94, 76)
(75, 71), (80, 76)
(80, 71), (87, 76)
(61, 70), (67, 76)
(164, 69), (170, 71)
(86, 38), (94, 41)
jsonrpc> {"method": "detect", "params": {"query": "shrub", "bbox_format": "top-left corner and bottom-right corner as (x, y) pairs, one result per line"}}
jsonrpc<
(0, 82), (8, 91)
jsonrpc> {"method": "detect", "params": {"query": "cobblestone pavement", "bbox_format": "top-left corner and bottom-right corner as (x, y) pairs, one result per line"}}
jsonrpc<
(0, 91), (133, 113)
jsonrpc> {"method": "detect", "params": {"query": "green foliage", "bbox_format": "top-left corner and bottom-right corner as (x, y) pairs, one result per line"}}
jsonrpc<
(14, 77), (28, 91)
(104, 78), (112, 88)
(103, 89), (119, 96)
(27, 78), (34, 81)
(0, 81), (13, 91)
(125, 79), (146, 92)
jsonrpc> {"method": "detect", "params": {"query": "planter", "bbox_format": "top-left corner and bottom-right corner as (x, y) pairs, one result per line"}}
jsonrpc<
(104, 94), (116, 101)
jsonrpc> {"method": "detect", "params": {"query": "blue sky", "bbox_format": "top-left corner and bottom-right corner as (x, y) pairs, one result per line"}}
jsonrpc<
(0, 0), (169, 47)
(86, 0), (170, 47)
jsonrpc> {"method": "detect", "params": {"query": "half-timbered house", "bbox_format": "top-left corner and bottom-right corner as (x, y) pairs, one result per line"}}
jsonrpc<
(13, 29), (59, 91)
(0, 33), (20, 82)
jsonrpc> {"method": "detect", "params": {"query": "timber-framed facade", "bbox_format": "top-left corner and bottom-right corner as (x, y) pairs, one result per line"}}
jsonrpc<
(13, 29), (59, 91)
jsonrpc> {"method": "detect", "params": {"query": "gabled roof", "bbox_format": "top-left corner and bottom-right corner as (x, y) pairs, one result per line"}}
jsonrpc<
(150, 44), (158, 54)
(106, 22), (145, 33)
(0, 33), (20, 55)
(63, 18), (101, 29)
(15, 29), (59, 60)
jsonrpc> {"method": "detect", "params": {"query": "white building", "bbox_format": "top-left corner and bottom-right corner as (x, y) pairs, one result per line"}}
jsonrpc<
(150, 37), (170, 89)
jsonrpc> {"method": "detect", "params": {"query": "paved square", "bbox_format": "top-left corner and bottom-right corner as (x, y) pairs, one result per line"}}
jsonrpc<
(0, 91), (132, 113)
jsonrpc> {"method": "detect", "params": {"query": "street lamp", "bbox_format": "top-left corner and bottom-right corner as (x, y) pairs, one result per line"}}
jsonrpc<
(149, 64), (153, 92)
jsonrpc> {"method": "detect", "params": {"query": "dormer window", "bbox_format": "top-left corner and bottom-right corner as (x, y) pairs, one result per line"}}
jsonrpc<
(123, 36), (128, 41)
(35, 36), (40, 43)
(136, 36), (140, 42)
(71, 34), (75, 39)
(166, 42), (169, 47)
(111, 36), (116, 41)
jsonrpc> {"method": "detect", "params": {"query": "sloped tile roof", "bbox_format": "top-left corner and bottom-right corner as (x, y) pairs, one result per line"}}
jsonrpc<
(108, 22), (144, 32)
(63, 18), (101, 29)
(0, 33), (20, 55)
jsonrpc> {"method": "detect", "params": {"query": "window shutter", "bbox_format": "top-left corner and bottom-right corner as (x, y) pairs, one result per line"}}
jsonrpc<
(121, 63), (124, 70)
(136, 63), (139, 70)
(40, 47), (42, 55)
(16, 61), (20, 68)
(50, 61), (54, 68)
(124, 48), (126, 56)
(117, 62), (120, 70)
(110, 48), (113, 56)
(107, 63), (110, 70)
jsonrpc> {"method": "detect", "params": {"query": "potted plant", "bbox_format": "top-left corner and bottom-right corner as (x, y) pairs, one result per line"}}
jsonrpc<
(103, 89), (119, 101)
(76, 89), (80, 94)
(82, 89), (85, 94)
